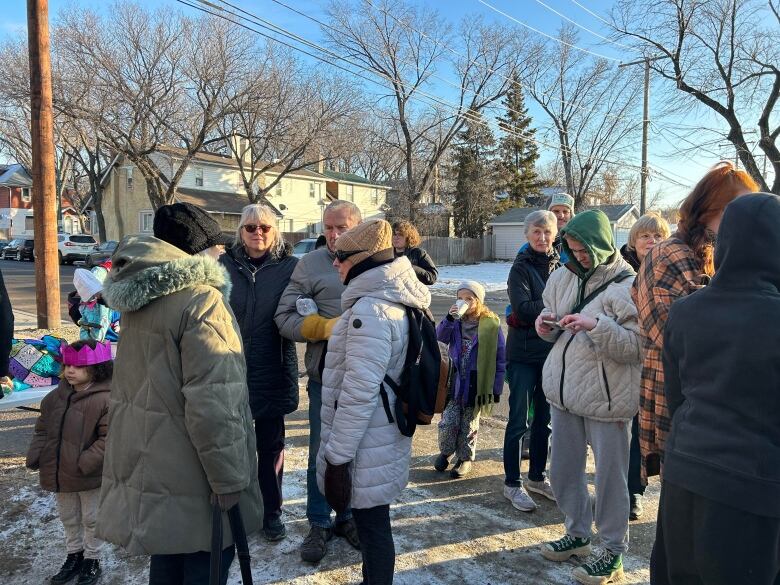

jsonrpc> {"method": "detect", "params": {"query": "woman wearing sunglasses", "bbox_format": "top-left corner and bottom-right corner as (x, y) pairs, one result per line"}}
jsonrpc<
(220, 204), (299, 542)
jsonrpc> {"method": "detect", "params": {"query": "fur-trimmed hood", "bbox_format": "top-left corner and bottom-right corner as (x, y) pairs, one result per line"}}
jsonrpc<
(103, 235), (231, 313)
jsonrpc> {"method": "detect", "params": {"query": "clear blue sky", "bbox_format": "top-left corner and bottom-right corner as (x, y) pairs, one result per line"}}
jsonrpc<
(3, 0), (739, 207)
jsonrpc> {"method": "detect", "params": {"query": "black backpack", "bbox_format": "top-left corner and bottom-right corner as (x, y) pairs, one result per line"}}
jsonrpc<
(379, 306), (453, 437)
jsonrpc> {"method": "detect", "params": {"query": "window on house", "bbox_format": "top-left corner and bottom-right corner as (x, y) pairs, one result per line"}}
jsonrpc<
(282, 219), (293, 232)
(274, 181), (282, 198)
(345, 184), (354, 202)
(24, 216), (34, 231)
(139, 211), (154, 233)
(195, 167), (204, 187)
(126, 168), (133, 190)
(309, 182), (316, 198)
(21, 188), (31, 202)
(371, 188), (379, 205)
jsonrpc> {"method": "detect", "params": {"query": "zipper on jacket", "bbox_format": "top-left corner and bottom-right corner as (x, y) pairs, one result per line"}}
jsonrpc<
(558, 335), (576, 408)
(54, 392), (74, 492)
(600, 363), (612, 410)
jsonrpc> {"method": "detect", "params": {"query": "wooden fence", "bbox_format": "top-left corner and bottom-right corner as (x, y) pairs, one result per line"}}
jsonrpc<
(420, 236), (490, 265)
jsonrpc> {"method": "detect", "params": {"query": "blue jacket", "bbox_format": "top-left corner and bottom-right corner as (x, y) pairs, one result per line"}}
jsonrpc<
(436, 315), (506, 407)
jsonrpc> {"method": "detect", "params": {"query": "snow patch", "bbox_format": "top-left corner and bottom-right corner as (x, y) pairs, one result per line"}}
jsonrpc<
(430, 262), (512, 295)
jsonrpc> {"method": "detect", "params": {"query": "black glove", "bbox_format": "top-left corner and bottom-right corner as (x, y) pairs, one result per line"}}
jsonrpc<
(324, 458), (352, 514)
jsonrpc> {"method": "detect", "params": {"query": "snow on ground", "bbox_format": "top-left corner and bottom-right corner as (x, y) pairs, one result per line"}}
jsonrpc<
(430, 262), (512, 295)
(0, 383), (655, 584)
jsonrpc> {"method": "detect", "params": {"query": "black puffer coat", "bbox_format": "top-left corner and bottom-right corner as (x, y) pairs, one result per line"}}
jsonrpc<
(506, 245), (560, 364)
(397, 246), (438, 285)
(221, 244), (299, 419)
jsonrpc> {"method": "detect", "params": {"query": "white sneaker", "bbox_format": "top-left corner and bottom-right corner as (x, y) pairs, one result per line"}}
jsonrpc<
(526, 479), (556, 502)
(504, 484), (538, 512)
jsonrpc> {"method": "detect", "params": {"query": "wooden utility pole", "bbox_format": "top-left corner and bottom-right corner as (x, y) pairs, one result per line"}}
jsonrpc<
(619, 56), (664, 215)
(27, 0), (60, 328)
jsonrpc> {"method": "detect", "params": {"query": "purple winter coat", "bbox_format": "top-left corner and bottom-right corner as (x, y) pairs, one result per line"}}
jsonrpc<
(436, 315), (506, 407)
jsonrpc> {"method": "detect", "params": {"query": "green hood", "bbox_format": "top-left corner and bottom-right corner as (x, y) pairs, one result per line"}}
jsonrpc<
(560, 209), (616, 279)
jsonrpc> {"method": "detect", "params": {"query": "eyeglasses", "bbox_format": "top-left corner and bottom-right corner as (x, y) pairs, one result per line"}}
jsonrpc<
(334, 249), (365, 262)
(242, 224), (272, 234)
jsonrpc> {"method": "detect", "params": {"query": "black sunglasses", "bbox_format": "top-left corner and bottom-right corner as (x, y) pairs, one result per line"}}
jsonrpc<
(334, 249), (366, 262)
(242, 224), (272, 234)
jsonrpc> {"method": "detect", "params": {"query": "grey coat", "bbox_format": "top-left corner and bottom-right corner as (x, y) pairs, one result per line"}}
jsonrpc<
(274, 247), (345, 384)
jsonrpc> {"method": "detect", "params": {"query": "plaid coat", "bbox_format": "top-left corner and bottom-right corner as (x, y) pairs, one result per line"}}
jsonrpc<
(632, 238), (703, 479)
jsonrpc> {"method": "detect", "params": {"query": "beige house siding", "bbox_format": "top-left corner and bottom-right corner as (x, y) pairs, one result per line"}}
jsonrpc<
(102, 165), (155, 241)
(264, 173), (328, 234)
(330, 182), (387, 221)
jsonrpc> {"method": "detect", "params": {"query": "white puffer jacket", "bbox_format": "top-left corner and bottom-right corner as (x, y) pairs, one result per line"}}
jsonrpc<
(539, 256), (641, 422)
(317, 257), (431, 509)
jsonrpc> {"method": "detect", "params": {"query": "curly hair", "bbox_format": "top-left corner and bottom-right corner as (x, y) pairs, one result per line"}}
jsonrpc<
(392, 221), (421, 248)
(676, 161), (759, 276)
(61, 339), (114, 384)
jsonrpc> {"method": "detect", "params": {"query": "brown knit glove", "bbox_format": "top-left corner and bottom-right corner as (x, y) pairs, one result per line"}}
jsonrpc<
(324, 459), (352, 514)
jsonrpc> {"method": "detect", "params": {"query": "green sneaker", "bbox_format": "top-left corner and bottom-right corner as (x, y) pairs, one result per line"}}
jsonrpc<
(572, 549), (624, 584)
(541, 534), (592, 561)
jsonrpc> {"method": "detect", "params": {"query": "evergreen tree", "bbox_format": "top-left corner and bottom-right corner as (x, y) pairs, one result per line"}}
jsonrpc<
(497, 76), (545, 206)
(452, 111), (500, 238)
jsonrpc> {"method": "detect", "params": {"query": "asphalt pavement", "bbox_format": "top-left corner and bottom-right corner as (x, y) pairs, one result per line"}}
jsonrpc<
(0, 259), (76, 320)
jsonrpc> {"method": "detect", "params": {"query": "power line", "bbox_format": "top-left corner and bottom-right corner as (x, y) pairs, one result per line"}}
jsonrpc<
(530, 0), (639, 53)
(475, 0), (620, 61)
(567, 0), (613, 27)
(177, 0), (688, 187)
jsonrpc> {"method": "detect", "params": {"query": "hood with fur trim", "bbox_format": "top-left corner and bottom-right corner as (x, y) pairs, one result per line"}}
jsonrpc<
(102, 235), (231, 313)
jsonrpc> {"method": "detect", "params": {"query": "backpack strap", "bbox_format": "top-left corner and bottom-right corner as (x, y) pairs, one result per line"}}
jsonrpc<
(571, 269), (634, 314)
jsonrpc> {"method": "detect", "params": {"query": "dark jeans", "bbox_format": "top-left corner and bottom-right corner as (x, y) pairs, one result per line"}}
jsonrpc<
(651, 480), (780, 585)
(504, 361), (551, 485)
(307, 381), (351, 528)
(353, 505), (395, 585)
(255, 415), (285, 524)
(149, 547), (235, 585)
(628, 415), (646, 496)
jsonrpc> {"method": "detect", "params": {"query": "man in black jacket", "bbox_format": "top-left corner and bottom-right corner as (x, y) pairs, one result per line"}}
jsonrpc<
(0, 269), (13, 379)
(652, 193), (780, 585)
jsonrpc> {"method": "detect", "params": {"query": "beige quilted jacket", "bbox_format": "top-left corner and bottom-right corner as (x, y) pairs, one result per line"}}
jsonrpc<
(539, 257), (641, 422)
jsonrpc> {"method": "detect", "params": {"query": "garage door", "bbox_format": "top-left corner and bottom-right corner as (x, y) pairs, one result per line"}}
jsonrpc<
(493, 225), (527, 260)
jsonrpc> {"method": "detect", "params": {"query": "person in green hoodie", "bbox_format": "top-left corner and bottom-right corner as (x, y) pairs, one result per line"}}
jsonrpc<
(533, 210), (642, 585)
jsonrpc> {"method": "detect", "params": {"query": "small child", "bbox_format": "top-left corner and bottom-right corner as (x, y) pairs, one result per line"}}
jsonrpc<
(26, 339), (112, 585)
(72, 269), (112, 342)
(434, 281), (506, 478)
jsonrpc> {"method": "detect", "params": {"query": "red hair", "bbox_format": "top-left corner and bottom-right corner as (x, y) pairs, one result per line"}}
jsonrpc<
(677, 161), (759, 276)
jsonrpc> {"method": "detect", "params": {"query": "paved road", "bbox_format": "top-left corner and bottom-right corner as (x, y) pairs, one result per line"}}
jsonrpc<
(0, 259), (76, 320)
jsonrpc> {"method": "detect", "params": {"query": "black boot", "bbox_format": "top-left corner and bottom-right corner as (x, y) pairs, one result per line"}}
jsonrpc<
(76, 559), (101, 585)
(50, 551), (83, 584)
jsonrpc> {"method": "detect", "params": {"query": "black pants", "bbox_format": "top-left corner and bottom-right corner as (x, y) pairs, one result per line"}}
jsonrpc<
(353, 505), (395, 585)
(255, 415), (285, 524)
(149, 547), (234, 585)
(651, 480), (780, 585)
(628, 415), (646, 496)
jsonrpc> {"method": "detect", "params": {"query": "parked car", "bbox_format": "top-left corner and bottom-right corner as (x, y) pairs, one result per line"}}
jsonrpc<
(3, 238), (35, 261)
(57, 233), (98, 264)
(85, 240), (118, 268)
(0, 240), (9, 251)
(292, 238), (319, 258)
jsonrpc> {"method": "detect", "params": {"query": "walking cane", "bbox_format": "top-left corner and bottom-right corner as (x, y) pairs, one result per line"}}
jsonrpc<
(210, 501), (254, 585)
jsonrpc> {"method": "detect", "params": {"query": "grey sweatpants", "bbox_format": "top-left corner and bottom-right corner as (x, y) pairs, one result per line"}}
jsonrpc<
(549, 406), (631, 554)
(56, 488), (101, 559)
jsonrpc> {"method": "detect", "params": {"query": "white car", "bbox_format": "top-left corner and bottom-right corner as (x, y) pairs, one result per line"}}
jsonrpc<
(58, 233), (98, 265)
(292, 238), (320, 258)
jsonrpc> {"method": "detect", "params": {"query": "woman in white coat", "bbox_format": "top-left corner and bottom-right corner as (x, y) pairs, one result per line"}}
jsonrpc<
(317, 219), (431, 585)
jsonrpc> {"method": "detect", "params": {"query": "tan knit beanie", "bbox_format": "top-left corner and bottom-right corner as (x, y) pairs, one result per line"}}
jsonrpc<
(335, 219), (393, 266)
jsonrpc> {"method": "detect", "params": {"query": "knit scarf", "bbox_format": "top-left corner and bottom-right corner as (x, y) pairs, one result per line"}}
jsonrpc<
(475, 313), (500, 416)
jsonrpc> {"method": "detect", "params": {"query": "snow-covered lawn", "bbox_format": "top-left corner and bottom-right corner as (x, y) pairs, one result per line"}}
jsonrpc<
(431, 262), (512, 295)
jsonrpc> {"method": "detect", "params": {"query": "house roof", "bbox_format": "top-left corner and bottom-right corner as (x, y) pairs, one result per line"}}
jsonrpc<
(586, 204), (637, 222)
(319, 170), (387, 189)
(489, 203), (638, 226)
(0, 164), (32, 188)
(175, 187), (282, 217)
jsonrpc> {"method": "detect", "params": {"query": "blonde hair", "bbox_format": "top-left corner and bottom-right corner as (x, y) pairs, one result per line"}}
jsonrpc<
(235, 204), (285, 257)
(392, 221), (421, 248)
(627, 212), (672, 251)
(465, 296), (497, 321)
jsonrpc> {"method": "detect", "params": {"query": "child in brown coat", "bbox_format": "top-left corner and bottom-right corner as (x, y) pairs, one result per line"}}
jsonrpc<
(26, 339), (112, 585)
